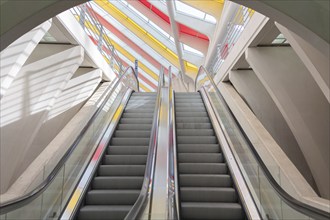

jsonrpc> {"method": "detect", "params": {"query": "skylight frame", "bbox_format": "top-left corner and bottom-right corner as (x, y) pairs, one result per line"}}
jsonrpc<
(174, 0), (217, 24)
(182, 43), (204, 57)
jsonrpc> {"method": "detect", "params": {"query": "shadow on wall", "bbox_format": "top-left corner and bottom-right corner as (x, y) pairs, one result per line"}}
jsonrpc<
(0, 48), (84, 193)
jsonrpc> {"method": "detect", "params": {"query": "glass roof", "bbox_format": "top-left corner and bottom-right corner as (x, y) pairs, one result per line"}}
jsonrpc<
(175, 0), (217, 24)
(85, 0), (221, 88)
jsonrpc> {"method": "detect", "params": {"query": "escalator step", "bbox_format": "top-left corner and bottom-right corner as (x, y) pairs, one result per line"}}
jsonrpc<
(180, 187), (238, 203)
(131, 93), (156, 96)
(176, 123), (212, 129)
(178, 153), (223, 163)
(85, 190), (140, 205)
(177, 136), (217, 144)
(179, 174), (232, 187)
(177, 144), (220, 153)
(124, 108), (154, 113)
(175, 107), (206, 112)
(107, 146), (149, 155)
(92, 176), (143, 189)
(78, 205), (131, 220)
(110, 137), (149, 146)
(175, 99), (203, 103)
(181, 202), (244, 220)
(176, 112), (208, 117)
(177, 128), (214, 136)
(176, 117), (210, 123)
(98, 165), (146, 176)
(121, 113), (154, 118)
(176, 103), (205, 107)
(175, 106), (206, 113)
(179, 163), (227, 174)
(114, 130), (151, 137)
(103, 155), (147, 165)
(117, 124), (152, 130)
(119, 118), (153, 124)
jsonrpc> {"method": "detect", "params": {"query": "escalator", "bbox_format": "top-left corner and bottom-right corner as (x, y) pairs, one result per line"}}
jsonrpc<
(77, 92), (156, 220)
(174, 92), (245, 220)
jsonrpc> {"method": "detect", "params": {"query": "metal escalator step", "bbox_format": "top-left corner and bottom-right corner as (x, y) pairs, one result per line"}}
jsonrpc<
(175, 107), (206, 112)
(114, 130), (151, 138)
(117, 124), (152, 130)
(129, 96), (156, 100)
(175, 99), (203, 103)
(177, 136), (217, 144)
(104, 155), (147, 165)
(176, 123), (212, 129)
(178, 153), (223, 163)
(122, 113), (153, 118)
(176, 103), (205, 107)
(107, 146), (149, 155)
(180, 187), (238, 203)
(98, 165), (146, 176)
(176, 117), (210, 123)
(131, 93), (156, 96)
(179, 163), (227, 174)
(78, 205), (131, 220)
(179, 174), (232, 187)
(110, 137), (149, 146)
(181, 202), (244, 220)
(177, 129), (214, 136)
(124, 108), (154, 113)
(86, 190), (140, 205)
(176, 112), (208, 117)
(119, 118), (153, 124)
(92, 176), (143, 189)
(175, 92), (200, 96)
(177, 144), (220, 153)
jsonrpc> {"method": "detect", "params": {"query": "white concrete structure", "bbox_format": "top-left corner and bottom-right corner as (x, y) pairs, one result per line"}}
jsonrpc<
(0, 0), (329, 215)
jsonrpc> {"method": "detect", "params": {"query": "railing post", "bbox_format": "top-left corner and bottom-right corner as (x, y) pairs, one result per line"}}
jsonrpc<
(97, 25), (104, 52)
(79, 5), (87, 29)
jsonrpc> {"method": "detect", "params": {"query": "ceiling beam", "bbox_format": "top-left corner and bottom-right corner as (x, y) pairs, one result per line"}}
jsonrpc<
(166, 0), (186, 76)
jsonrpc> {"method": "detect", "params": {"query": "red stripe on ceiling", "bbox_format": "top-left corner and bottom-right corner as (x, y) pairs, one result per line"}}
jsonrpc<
(89, 33), (157, 90)
(139, 0), (209, 41)
(90, 8), (169, 76)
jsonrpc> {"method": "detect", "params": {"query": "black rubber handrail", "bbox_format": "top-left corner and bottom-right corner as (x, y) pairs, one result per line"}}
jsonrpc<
(0, 67), (139, 214)
(195, 66), (330, 220)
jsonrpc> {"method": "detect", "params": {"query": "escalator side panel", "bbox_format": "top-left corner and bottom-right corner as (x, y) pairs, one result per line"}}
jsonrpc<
(77, 93), (156, 220)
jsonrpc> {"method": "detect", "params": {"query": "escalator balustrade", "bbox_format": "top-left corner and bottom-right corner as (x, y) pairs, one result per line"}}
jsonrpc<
(77, 92), (156, 220)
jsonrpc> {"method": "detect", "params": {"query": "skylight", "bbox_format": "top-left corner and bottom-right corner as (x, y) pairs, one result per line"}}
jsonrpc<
(149, 20), (170, 38)
(128, 4), (148, 22)
(183, 43), (204, 56)
(175, 1), (204, 19)
(174, 0), (216, 24)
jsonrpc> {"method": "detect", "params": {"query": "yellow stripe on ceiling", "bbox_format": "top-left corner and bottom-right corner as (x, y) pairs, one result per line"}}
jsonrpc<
(139, 83), (151, 93)
(185, 61), (198, 79)
(113, 41), (159, 82)
(82, 19), (159, 84)
(180, 0), (224, 19)
(95, 0), (181, 69)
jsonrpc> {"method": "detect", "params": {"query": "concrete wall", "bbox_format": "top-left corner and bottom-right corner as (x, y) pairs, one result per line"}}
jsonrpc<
(276, 23), (330, 103)
(0, 45), (85, 192)
(246, 46), (330, 199)
(229, 69), (317, 190)
(231, 0), (329, 57)
(0, 20), (51, 98)
(0, 0), (87, 51)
